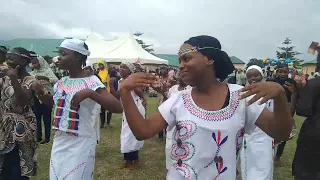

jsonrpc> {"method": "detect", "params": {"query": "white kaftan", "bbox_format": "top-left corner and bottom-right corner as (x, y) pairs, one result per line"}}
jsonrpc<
(166, 85), (191, 170)
(119, 80), (145, 153)
(240, 100), (274, 180)
(159, 84), (265, 180)
(50, 76), (105, 180)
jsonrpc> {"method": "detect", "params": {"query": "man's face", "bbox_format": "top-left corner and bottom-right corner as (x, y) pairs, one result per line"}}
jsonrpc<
(278, 67), (289, 80)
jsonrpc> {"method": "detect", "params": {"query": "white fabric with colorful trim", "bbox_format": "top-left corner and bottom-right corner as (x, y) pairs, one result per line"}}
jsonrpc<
(52, 75), (105, 139)
(50, 75), (105, 180)
(119, 80), (145, 153)
(166, 85), (192, 170)
(240, 100), (274, 180)
(158, 84), (265, 180)
(50, 131), (96, 180)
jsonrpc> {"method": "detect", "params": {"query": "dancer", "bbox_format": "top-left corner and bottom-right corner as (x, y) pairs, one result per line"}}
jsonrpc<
(97, 60), (112, 128)
(49, 39), (122, 180)
(240, 65), (274, 180)
(119, 35), (292, 179)
(118, 62), (145, 169)
(165, 74), (191, 170)
(0, 47), (46, 180)
(272, 63), (297, 162)
(292, 51), (320, 180)
(30, 54), (58, 144)
(153, 66), (171, 141)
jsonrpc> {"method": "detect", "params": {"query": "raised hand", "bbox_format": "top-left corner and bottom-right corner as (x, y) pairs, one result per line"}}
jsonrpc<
(240, 81), (285, 106)
(283, 82), (296, 93)
(4, 65), (19, 79)
(120, 73), (157, 92)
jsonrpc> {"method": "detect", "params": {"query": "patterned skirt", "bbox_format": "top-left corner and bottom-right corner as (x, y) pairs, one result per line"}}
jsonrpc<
(0, 112), (37, 176)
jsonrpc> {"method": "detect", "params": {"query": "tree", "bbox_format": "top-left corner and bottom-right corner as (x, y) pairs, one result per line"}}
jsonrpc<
(246, 58), (264, 68)
(133, 31), (154, 53)
(276, 37), (303, 67)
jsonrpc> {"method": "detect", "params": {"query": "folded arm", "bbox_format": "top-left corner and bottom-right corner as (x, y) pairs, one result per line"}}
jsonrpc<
(92, 88), (123, 113)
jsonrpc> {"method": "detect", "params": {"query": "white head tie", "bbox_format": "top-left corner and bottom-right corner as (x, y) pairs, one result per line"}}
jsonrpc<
(246, 65), (263, 76)
(60, 39), (90, 56)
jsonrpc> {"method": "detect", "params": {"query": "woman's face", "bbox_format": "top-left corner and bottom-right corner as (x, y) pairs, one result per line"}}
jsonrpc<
(98, 63), (105, 70)
(120, 64), (131, 78)
(178, 43), (211, 86)
(160, 67), (168, 76)
(83, 66), (93, 75)
(246, 69), (262, 84)
(6, 53), (28, 69)
(57, 47), (77, 70)
(30, 58), (40, 70)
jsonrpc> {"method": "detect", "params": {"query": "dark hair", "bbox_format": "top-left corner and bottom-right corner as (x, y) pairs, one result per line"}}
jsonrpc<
(76, 43), (89, 67)
(276, 63), (288, 69)
(109, 69), (117, 77)
(184, 36), (235, 80)
(11, 47), (32, 63)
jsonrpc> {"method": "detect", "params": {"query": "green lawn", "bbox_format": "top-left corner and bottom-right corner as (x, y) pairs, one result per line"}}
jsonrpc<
(32, 98), (301, 180)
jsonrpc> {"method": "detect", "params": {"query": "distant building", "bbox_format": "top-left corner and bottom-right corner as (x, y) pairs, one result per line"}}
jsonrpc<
(302, 59), (316, 74)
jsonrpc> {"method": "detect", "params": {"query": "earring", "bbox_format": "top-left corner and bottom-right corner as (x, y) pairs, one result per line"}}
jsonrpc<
(208, 60), (214, 65)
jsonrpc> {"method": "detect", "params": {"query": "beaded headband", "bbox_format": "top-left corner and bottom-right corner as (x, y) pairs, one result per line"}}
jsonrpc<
(178, 46), (220, 57)
(7, 51), (32, 59)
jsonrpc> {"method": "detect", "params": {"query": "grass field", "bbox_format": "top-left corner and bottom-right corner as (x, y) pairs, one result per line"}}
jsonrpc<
(32, 98), (301, 180)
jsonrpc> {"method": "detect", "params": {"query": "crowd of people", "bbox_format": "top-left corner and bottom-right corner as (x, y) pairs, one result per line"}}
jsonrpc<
(0, 35), (318, 180)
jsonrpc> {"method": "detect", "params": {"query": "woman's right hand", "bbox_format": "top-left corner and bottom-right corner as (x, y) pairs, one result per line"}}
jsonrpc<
(120, 73), (157, 92)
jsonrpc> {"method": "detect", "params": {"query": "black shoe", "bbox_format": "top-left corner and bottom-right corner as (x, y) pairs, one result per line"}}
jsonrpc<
(40, 139), (50, 144)
(37, 137), (42, 143)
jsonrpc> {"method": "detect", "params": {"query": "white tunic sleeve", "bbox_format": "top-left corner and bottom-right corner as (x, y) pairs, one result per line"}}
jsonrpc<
(244, 96), (266, 134)
(158, 91), (182, 129)
(88, 75), (106, 91)
(266, 100), (274, 112)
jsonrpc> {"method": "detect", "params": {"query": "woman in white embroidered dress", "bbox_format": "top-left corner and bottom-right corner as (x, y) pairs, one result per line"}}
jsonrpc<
(49, 39), (122, 180)
(119, 35), (292, 180)
(112, 62), (146, 169)
(240, 65), (274, 180)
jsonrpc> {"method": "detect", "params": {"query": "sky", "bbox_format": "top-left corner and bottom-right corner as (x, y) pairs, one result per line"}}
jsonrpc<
(0, 0), (319, 62)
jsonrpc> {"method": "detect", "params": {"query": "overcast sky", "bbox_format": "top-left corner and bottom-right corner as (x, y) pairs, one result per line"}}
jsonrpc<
(1, 0), (319, 61)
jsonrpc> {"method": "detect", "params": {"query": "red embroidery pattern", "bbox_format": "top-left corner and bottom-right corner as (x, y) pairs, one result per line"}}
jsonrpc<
(182, 91), (240, 121)
(236, 129), (245, 156)
(63, 162), (86, 180)
(173, 163), (197, 180)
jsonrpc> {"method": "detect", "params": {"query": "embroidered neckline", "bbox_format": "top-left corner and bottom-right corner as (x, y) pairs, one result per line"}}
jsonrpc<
(182, 87), (240, 121)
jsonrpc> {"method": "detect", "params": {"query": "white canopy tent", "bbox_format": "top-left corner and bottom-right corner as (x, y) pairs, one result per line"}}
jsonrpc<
(85, 31), (168, 65)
